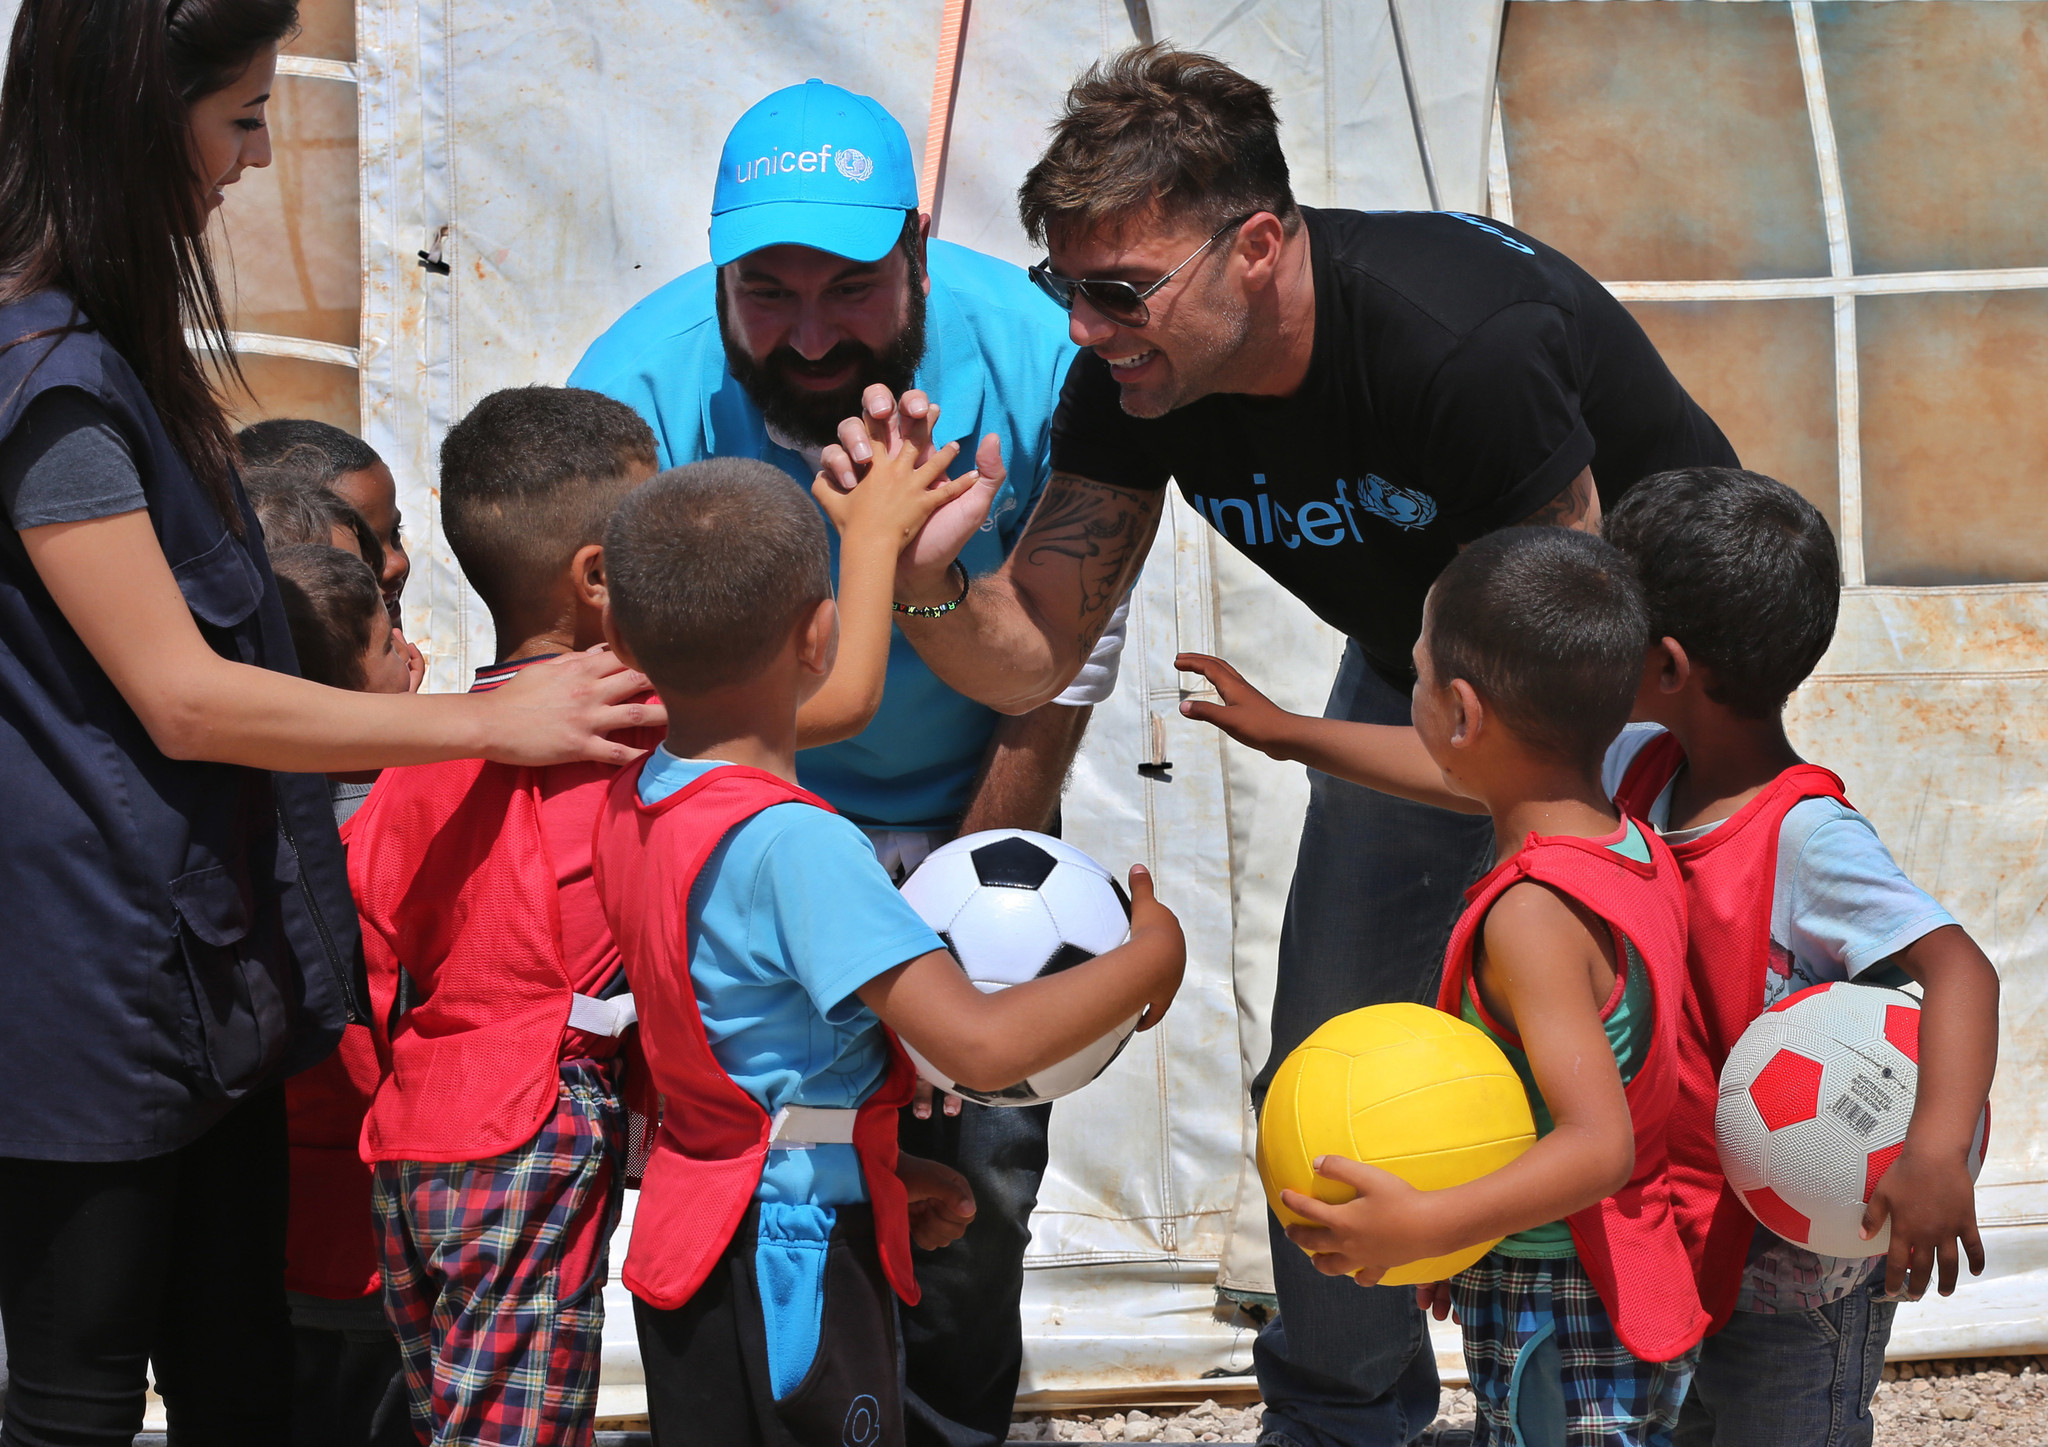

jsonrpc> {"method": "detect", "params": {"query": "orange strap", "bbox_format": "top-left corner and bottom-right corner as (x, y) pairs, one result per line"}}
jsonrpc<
(917, 0), (972, 225)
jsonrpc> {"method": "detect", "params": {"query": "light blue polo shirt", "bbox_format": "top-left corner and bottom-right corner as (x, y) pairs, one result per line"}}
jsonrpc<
(571, 241), (1079, 827)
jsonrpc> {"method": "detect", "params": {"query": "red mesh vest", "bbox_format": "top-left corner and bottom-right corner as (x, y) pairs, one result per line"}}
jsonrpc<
(349, 753), (649, 1164)
(284, 1025), (383, 1298)
(1613, 731), (1851, 1329)
(1435, 820), (1710, 1364)
(285, 812), (390, 1298)
(590, 760), (920, 1313)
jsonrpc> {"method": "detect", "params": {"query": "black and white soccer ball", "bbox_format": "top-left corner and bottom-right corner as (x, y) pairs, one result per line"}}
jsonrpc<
(898, 829), (1137, 1106)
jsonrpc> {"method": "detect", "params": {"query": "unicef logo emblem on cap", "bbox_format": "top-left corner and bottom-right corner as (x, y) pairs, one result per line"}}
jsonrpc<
(834, 148), (874, 183)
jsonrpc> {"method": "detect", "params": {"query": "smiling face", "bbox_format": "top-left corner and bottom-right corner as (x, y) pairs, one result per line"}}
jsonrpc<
(328, 461), (411, 616)
(358, 605), (413, 695)
(1049, 211), (1253, 419)
(186, 45), (278, 218)
(717, 236), (929, 448)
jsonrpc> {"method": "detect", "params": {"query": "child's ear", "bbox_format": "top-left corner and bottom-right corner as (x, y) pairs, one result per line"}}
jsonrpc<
(572, 543), (608, 610)
(1447, 678), (1484, 748)
(796, 596), (838, 677)
(1653, 636), (1692, 695)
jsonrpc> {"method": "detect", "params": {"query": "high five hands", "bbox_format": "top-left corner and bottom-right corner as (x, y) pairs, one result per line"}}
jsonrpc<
(817, 384), (1006, 587)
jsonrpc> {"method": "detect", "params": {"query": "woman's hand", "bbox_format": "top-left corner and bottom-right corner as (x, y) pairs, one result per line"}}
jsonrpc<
(477, 646), (664, 767)
(23, 510), (661, 774)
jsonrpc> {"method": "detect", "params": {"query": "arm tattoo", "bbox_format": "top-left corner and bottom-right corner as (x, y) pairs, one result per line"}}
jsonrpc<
(1518, 467), (1602, 533)
(1020, 471), (1161, 654)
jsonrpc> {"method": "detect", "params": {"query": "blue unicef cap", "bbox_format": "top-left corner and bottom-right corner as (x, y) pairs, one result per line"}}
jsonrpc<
(710, 80), (919, 266)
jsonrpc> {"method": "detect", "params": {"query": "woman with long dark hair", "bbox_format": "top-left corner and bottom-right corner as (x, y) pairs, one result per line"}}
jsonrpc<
(0, 4), (659, 1441)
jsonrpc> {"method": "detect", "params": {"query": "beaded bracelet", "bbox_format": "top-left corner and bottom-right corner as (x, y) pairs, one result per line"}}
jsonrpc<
(893, 561), (970, 618)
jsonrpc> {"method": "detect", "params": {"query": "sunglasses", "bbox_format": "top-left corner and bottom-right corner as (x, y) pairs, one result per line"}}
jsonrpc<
(1028, 214), (1255, 329)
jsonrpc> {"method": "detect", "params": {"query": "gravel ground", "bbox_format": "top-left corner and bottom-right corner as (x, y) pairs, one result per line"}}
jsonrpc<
(1869, 1356), (2048, 1441)
(1009, 1358), (2048, 1443)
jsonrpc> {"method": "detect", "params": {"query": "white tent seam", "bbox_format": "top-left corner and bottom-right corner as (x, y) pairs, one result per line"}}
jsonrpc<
(187, 329), (360, 369)
(276, 54), (359, 84)
(1791, 0), (1864, 586)
(1602, 268), (2048, 302)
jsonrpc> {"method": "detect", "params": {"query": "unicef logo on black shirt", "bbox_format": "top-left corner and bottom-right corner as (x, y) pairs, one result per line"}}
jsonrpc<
(1190, 473), (1438, 549)
(1355, 474), (1437, 530)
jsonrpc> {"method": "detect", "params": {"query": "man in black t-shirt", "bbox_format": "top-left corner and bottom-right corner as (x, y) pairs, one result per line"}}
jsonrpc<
(819, 47), (1734, 1447)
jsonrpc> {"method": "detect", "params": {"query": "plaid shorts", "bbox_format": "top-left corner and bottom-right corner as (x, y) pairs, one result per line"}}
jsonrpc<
(373, 1059), (624, 1446)
(1451, 1251), (1698, 1447)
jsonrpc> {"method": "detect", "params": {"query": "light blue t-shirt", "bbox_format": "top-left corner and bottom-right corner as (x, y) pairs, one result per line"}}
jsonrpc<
(636, 748), (942, 1206)
(636, 750), (945, 1397)
(1602, 723), (1959, 1311)
(574, 242), (1080, 828)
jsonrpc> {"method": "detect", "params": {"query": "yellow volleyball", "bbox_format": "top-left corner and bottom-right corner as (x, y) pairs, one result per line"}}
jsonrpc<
(1258, 1002), (1538, 1286)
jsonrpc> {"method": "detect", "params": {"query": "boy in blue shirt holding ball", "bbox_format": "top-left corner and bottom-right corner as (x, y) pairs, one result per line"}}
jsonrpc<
(591, 457), (1185, 1447)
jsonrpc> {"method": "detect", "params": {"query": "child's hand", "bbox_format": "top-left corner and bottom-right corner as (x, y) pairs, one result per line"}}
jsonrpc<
(1281, 1156), (1441, 1286)
(898, 1151), (977, 1250)
(1175, 654), (1300, 759)
(1863, 1145), (1986, 1299)
(811, 403), (980, 554)
(911, 1079), (965, 1120)
(397, 628), (425, 693)
(1416, 1281), (1456, 1322)
(1125, 864), (1186, 1032)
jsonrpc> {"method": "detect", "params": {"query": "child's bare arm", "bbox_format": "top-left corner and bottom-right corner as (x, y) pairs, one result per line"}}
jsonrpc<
(1863, 923), (1999, 1298)
(1175, 654), (1481, 813)
(800, 410), (982, 749)
(1281, 884), (1634, 1281)
(856, 865), (1186, 1093)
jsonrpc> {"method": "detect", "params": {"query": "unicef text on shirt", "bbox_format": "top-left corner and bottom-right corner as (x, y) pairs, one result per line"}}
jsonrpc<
(732, 145), (875, 184)
(1187, 474), (1439, 549)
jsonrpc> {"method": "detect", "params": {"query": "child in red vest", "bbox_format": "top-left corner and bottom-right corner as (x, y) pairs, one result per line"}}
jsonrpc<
(347, 388), (981, 1446)
(1180, 529), (1708, 1444)
(1600, 468), (1996, 1447)
(271, 542), (420, 1447)
(590, 458), (1188, 1447)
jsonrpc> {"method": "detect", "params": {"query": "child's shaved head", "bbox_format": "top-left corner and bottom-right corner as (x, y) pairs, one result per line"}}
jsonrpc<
(1604, 467), (1839, 719)
(1427, 527), (1649, 770)
(439, 387), (658, 618)
(604, 458), (832, 694)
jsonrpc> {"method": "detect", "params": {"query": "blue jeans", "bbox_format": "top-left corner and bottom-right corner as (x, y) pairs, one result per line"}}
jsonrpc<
(898, 1100), (1052, 1447)
(1672, 1288), (1897, 1447)
(1252, 644), (1497, 1447)
(862, 825), (1058, 1447)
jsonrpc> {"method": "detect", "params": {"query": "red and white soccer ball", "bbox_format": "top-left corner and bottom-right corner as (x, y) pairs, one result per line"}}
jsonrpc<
(1717, 981), (1988, 1257)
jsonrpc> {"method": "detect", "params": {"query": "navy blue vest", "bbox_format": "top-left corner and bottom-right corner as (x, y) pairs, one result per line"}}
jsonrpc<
(0, 292), (358, 1160)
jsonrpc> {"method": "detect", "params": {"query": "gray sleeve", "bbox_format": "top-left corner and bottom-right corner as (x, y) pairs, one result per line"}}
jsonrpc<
(0, 388), (145, 532)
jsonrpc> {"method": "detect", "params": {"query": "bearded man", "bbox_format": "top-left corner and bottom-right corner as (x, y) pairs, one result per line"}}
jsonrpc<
(571, 79), (1120, 1447)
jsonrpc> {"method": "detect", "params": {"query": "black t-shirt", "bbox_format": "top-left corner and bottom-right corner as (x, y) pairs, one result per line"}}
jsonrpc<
(1051, 207), (1737, 681)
